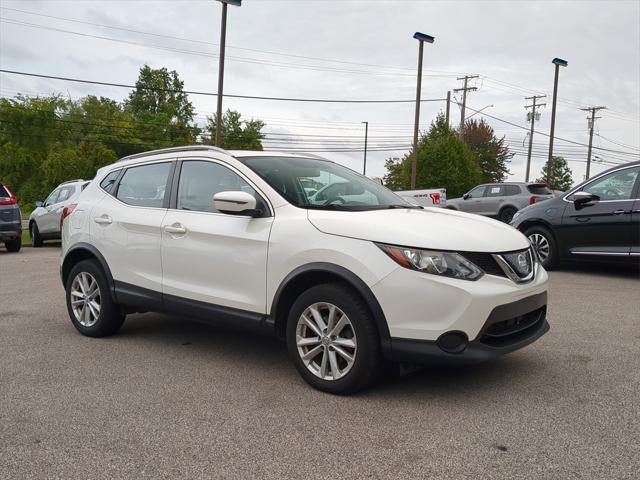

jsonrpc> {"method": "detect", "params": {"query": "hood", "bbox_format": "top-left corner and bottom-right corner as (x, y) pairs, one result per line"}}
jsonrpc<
(307, 207), (530, 253)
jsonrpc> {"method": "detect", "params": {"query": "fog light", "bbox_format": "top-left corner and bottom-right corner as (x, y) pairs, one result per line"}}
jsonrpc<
(436, 331), (469, 354)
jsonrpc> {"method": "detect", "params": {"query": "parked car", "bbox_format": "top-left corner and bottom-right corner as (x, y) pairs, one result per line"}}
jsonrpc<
(395, 188), (447, 208)
(512, 161), (640, 269)
(447, 182), (554, 223)
(0, 183), (22, 252)
(60, 146), (548, 394)
(29, 179), (89, 247)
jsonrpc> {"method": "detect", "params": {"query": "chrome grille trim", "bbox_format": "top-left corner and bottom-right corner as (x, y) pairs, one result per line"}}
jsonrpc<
(492, 248), (536, 284)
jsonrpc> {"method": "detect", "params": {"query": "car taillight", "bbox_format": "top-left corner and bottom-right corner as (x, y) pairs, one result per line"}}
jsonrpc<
(529, 196), (536, 205)
(61, 203), (77, 229)
(0, 186), (18, 205)
(429, 192), (441, 205)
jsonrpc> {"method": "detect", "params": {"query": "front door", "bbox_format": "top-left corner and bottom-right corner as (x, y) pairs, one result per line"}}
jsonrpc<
(460, 185), (487, 214)
(161, 159), (273, 314)
(559, 166), (640, 258)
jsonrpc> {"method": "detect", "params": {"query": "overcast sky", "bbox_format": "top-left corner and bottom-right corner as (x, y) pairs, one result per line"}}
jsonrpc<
(1, 0), (639, 185)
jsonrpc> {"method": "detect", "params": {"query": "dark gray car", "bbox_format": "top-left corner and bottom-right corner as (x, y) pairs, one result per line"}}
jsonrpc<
(446, 182), (554, 223)
(0, 183), (22, 252)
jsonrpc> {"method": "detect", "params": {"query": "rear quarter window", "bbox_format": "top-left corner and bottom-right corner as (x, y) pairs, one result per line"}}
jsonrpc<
(504, 185), (521, 196)
(527, 185), (552, 195)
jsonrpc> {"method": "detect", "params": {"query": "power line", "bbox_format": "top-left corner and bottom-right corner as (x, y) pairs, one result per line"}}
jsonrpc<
(0, 69), (447, 104)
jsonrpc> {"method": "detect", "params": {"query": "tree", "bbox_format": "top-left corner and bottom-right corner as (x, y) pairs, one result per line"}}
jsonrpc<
(383, 115), (481, 198)
(125, 65), (200, 147)
(536, 156), (573, 191)
(205, 109), (265, 150)
(460, 118), (512, 183)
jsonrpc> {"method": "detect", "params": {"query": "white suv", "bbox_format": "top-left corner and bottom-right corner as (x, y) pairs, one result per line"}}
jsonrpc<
(61, 146), (549, 394)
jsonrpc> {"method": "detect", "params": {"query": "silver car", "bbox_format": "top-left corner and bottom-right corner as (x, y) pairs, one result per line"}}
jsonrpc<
(29, 179), (89, 247)
(446, 182), (554, 223)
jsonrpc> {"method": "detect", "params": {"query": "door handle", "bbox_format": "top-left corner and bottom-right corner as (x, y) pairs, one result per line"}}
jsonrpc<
(612, 209), (627, 215)
(164, 223), (187, 234)
(93, 215), (112, 225)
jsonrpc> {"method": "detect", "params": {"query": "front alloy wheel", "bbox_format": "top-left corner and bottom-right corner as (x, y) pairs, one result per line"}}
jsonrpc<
(528, 233), (550, 263)
(70, 272), (101, 327)
(296, 302), (357, 381)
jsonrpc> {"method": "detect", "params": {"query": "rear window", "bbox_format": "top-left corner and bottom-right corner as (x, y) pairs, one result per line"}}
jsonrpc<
(0, 185), (10, 198)
(527, 184), (552, 195)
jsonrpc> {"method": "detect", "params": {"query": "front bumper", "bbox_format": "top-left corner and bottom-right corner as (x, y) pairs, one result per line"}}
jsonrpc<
(389, 292), (549, 364)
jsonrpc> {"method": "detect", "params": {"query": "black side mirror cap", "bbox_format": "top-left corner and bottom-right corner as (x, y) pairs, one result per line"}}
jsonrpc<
(572, 191), (599, 207)
(463, 193), (470, 200)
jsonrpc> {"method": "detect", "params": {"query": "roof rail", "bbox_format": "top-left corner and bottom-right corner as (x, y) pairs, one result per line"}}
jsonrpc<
(60, 178), (85, 185)
(117, 145), (228, 162)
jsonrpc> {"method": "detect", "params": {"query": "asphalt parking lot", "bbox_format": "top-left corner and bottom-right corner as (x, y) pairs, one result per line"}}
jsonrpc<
(1, 247), (639, 479)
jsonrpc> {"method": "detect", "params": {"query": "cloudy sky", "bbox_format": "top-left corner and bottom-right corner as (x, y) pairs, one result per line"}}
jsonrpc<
(1, 0), (639, 184)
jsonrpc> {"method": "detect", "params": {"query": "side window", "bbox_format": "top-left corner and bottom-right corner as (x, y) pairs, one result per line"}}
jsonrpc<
(44, 189), (60, 207)
(116, 163), (171, 208)
(56, 186), (74, 203)
(486, 185), (505, 197)
(100, 170), (121, 194)
(177, 161), (256, 213)
(504, 185), (521, 196)
(582, 167), (640, 201)
(466, 186), (486, 199)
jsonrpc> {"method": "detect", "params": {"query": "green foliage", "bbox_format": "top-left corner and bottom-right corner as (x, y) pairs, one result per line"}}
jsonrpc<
(460, 118), (512, 183)
(536, 156), (573, 191)
(383, 115), (482, 198)
(205, 110), (265, 150)
(0, 65), (264, 211)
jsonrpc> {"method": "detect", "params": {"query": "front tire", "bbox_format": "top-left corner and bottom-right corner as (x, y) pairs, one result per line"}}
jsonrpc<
(30, 222), (43, 247)
(525, 225), (558, 270)
(4, 236), (21, 252)
(65, 259), (125, 337)
(286, 283), (381, 394)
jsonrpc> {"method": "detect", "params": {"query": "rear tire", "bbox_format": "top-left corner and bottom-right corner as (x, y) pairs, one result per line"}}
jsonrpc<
(30, 222), (43, 247)
(500, 206), (517, 223)
(4, 236), (21, 252)
(525, 225), (558, 270)
(65, 259), (125, 337)
(286, 283), (381, 395)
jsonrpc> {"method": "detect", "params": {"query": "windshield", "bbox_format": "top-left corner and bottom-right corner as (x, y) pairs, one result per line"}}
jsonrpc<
(240, 156), (416, 211)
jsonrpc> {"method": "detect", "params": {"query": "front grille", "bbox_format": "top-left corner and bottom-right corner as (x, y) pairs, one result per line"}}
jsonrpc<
(462, 252), (506, 278)
(480, 306), (546, 348)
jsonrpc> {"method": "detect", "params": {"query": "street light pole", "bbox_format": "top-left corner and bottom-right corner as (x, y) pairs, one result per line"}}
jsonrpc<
(546, 58), (567, 184)
(215, 0), (242, 147)
(362, 121), (369, 176)
(411, 32), (435, 190)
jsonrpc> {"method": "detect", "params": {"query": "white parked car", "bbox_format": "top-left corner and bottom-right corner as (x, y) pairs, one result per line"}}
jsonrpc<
(29, 179), (89, 246)
(60, 146), (549, 394)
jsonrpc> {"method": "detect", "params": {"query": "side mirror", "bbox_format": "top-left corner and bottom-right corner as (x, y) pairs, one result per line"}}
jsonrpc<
(35, 201), (44, 208)
(214, 191), (263, 217)
(463, 193), (471, 200)
(572, 191), (599, 207)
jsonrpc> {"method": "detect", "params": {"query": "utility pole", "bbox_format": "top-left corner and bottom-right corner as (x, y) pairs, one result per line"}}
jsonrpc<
(453, 75), (478, 130)
(445, 91), (451, 126)
(524, 95), (546, 182)
(362, 121), (369, 176)
(581, 106), (606, 179)
(410, 32), (434, 190)
(546, 58), (568, 184)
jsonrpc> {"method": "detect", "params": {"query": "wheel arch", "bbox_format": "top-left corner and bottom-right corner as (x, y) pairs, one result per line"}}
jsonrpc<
(270, 263), (391, 356)
(61, 243), (116, 302)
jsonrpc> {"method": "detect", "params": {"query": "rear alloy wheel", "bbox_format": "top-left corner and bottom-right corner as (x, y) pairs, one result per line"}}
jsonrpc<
(65, 259), (125, 337)
(287, 283), (381, 394)
(4, 236), (21, 252)
(30, 222), (43, 247)
(525, 226), (558, 269)
(500, 207), (517, 223)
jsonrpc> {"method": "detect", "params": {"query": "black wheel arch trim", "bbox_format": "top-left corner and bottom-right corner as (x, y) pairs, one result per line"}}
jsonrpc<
(270, 262), (392, 356)
(61, 243), (116, 302)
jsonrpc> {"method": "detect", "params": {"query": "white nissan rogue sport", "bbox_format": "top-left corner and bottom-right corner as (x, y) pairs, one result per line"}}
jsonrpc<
(61, 146), (549, 394)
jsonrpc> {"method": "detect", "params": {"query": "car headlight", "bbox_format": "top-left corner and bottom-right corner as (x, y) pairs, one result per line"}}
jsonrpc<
(377, 244), (483, 281)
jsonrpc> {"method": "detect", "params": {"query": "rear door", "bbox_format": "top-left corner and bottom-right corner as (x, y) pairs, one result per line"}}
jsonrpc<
(482, 184), (506, 216)
(559, 165), (639, 258)
(91, 161), (174, 295)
